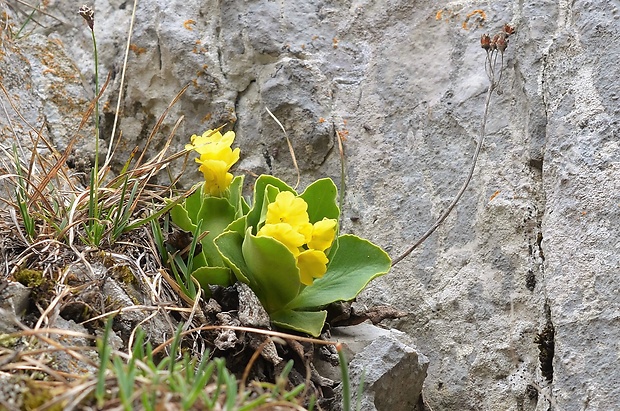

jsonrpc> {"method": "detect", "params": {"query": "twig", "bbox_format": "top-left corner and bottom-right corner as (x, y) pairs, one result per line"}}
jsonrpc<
(10, 0), (63, 23)
(150, 324), (338, 357)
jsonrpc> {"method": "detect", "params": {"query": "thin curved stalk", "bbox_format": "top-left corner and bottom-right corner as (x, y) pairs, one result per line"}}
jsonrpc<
(391, 80), (497, 266)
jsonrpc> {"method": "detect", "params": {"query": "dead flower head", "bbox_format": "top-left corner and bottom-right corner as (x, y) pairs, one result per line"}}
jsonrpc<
(79, 5), (94, 30)
(480, 34), (491, 50)
(495, 33), (508, 53)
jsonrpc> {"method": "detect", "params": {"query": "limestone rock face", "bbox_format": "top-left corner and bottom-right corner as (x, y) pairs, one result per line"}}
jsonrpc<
(1, 0), (618, 409)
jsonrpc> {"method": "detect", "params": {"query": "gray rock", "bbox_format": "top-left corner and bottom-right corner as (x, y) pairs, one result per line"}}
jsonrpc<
(236, 281), (271, 328)
(351, 336), (428, 411)
(0, 371), (26, 411)
(328, 323), (429, 411)
(0, 282), (31, 333)
(45, 317), (100, 376)
(2, 0), (619, 409)
(0, 31), (96, 160)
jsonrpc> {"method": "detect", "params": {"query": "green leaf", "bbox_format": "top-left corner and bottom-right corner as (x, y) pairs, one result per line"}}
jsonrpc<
(192, 266), (233, 289)
(169, 203), (197, 233)
(246, 175), (295, 232)
(228, 175), (249, 218)
(195, 197), (237, 268)
(270, 309), (328, 337)
(186, 184), (204, 222)
(214, 230), (251, 284)
(191, 250), (208, 269)
(225, 216), (247, 236)
(242, 228), (301, 312)
(286, 234), (391, 310)
(258, 184), (283, 228)
(299, 178), (340, 223)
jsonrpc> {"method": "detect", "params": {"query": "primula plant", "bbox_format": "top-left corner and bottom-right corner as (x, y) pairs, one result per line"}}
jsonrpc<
(169, 128), (391, 336)
(167, 129), (248, 294)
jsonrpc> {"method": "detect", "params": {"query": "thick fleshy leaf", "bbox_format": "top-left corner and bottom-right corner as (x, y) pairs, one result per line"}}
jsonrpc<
(196, 197), (237, 267)
(258, 184), (282, 228)
(246, 175), (295, 233)
(228, 175), (249, 218)
(242, 228), (301, 312)
(169, 203), (196, 233)
(225, 216), (247, 236)
(286, 234), (391, 310)
(299, 178), (340, 223)
(186, 184), (204, 222)
(270, 309), (328, 337)
(192, 250), (208, 269)
(214, 230), (251, 284)
(192, 266), (233, 288)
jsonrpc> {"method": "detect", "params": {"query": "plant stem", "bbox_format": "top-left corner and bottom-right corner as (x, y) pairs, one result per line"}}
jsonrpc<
(91, 24), (99, 197)
(391, 81), (496, 267)
(86, 18), (102, 244)
(92, 28), (99, 175)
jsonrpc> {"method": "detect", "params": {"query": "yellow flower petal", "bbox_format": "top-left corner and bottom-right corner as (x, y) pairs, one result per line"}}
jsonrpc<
(186, 129), (235, 153)
(257, 223), (305, 257)
(308, 218), (337, 251)
(297, 249), (328, 285)
(297, 222), (314, 243)
(187, 129), (239, 195)
(198, 159), (234, 196)
(198, 146), (240, 168)
(265, 191), (310, 231)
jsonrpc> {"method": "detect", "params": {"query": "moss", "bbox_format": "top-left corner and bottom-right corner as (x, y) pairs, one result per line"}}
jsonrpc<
(22, 382), (64, 411)
(115, 265), (137, 286)
(0, 334), (20, 348)
(101, 252), (137, 286)
(13, 269), (55, 309)
(14, 269), (44, 288)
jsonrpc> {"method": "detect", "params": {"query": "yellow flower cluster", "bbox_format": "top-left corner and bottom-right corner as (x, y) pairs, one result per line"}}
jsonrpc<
(186, 129), (240, 196)
(257, 191), (337, 285)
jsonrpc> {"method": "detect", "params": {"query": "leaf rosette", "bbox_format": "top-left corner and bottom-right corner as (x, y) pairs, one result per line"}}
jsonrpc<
(169, 129), (391, 336)
(214, 176), (391, 336)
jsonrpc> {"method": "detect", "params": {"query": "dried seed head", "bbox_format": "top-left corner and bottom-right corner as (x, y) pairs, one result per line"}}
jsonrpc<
(491, 33), (501, 51)
(79, 5), (94, 30)
(481, 34), (491, 50)
(504, 24), (515, 36)
(496, 33), (508, 53)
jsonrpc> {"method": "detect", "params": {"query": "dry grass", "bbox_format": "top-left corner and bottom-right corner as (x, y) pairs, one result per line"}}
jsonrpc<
(0, 45), (335, 411)
(0, 3), (356, 408)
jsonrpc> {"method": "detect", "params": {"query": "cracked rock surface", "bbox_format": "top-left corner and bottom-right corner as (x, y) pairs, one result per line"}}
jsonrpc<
(1, 0), (618, 409)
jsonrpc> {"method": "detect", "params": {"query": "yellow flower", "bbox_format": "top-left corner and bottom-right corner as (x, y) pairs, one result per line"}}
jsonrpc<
(187, 129), (239, 196)
(308, 218), (337, 251)
(297, 249), (329, 285)
(186, 129), (235, 153)
(196, 142), (240, 169)
(198, 159), (234, 196)
(266, 191), (312, 239)
(259, 191), (338, 285)
(257, 223), (305, 257)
